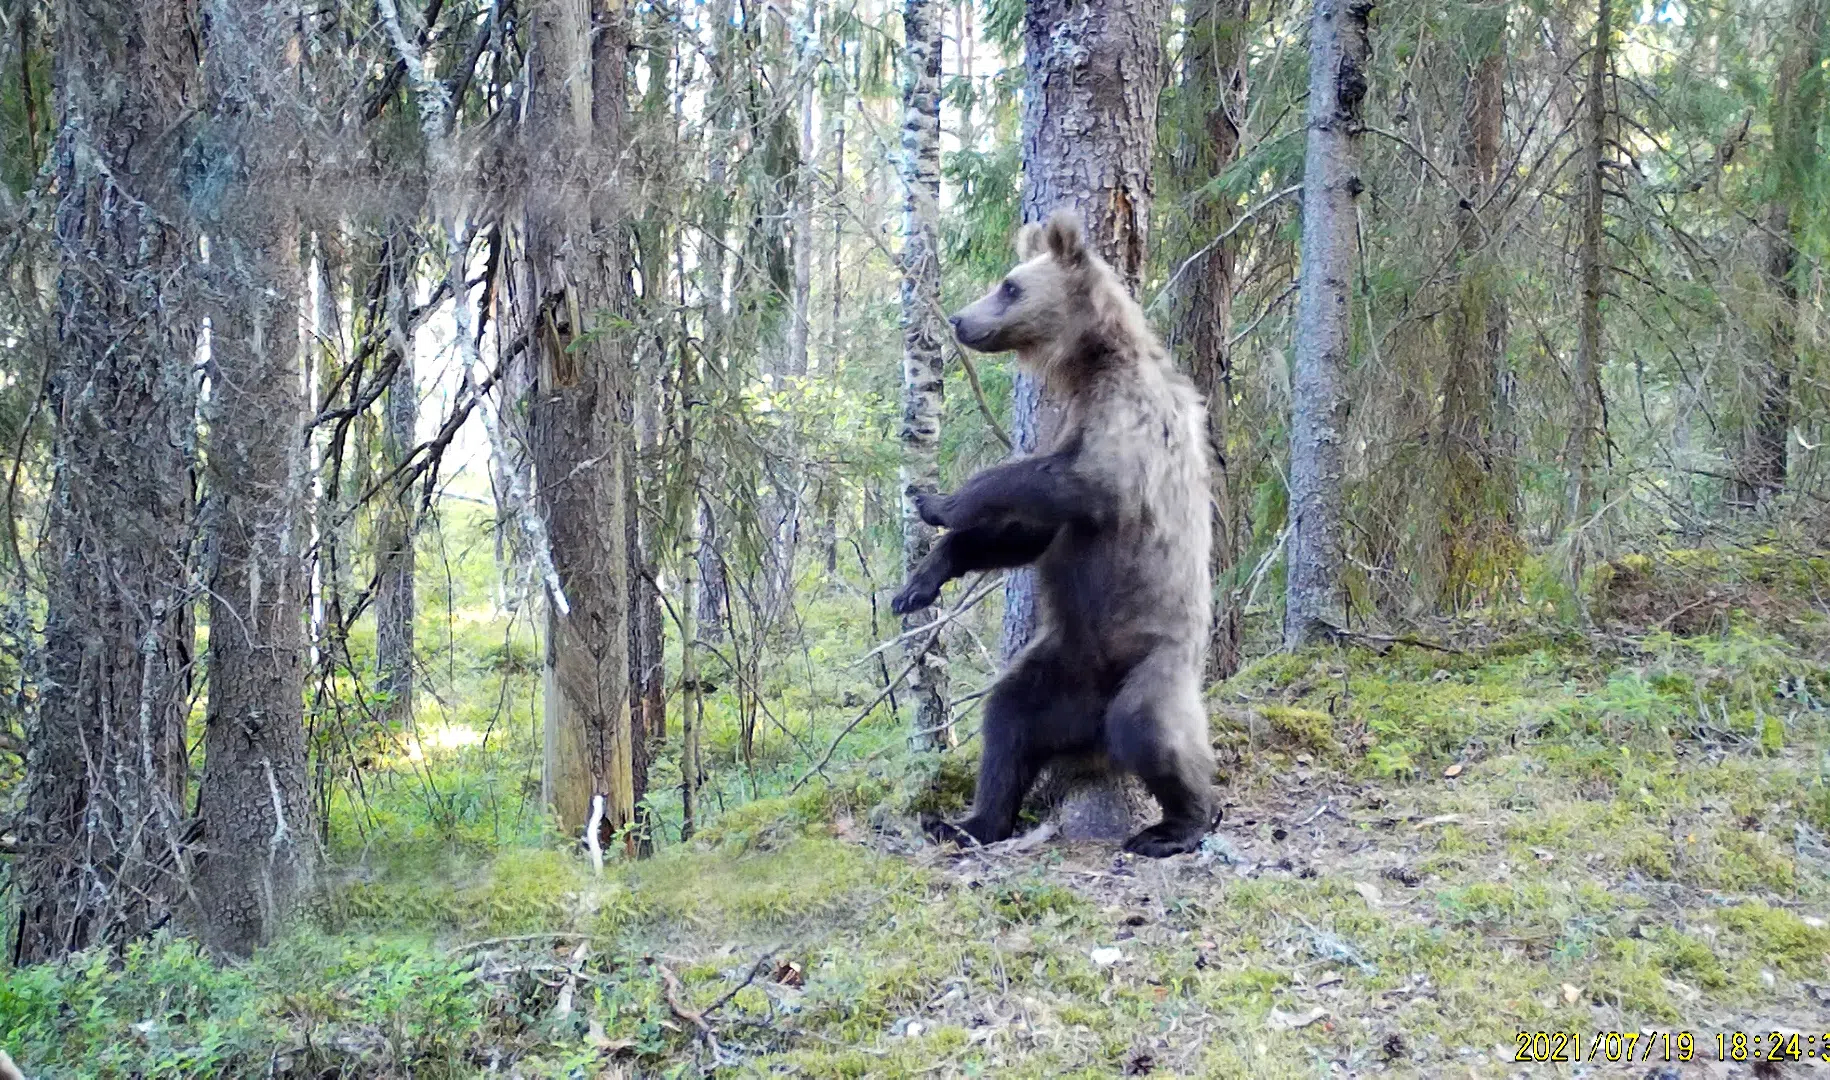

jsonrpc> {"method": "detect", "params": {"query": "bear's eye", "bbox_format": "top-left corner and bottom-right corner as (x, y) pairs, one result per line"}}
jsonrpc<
(1000, 280), (1022, 302)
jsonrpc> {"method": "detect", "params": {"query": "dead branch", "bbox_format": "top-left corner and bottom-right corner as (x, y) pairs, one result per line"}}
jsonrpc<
(649, 950), (776, 1061)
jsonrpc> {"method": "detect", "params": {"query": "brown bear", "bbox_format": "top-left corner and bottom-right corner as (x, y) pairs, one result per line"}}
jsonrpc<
(891, 209), (1215, 858)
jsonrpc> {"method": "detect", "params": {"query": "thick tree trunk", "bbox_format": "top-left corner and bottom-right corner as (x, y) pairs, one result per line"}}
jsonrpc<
(375, 246), (417, 734)
(1435, 16), (1517, 606)
(1283, 0), (1370, 649)
(1010, 0), (1170, 839)
(13, 0), (198, 965)
(1734, 0), (1824, 507)
(193, 0), (316, 958)
(526, 0), (638, 845)
(898, 0), (951, 752)
(1562, 0), (1609, 548)
(1175, 0), (1250, 680)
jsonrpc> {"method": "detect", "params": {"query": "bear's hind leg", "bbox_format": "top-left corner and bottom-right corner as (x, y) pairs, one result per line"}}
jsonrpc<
(925, 641), (1102, 848)
(1105, 649), (1215, 858)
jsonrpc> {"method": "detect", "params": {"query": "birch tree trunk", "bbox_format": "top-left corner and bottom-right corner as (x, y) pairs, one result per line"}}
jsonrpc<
(1175, 0), (1250, 680)
(525, 0), (639, 845)
(898, 0), (950, 752)
(193, 0), (316, 958)
(13, 0), (199, 965)
(1562, 0), (1610, 553)
(1283, 0), (1370, 649)
(1011, 0), (1170, 839)
(1733, 0), (1824, 506)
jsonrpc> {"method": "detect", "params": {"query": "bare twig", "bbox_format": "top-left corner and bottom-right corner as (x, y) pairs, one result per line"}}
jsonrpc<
(650, 949), (778, 1059)
(949, 344), (1012, 451)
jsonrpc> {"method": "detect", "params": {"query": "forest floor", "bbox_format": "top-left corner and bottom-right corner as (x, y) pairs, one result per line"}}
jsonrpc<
(3, 549), (1828, 1078)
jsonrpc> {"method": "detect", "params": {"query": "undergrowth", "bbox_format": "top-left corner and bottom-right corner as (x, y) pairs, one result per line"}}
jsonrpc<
(4, 546), (1828, 1077)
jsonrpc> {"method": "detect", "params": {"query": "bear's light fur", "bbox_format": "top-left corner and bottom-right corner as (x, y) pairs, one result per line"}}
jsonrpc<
(892, 210), (1215, 857)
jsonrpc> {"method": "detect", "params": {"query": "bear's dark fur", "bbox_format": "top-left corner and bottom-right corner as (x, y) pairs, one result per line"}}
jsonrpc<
(892, 210), (1215, 858)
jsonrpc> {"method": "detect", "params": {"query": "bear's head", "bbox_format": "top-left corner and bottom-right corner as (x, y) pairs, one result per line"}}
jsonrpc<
(948, 209), (1116, 364)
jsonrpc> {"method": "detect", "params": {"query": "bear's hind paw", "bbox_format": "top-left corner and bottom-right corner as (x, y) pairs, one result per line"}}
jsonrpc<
(1121, 822), (1206, 859)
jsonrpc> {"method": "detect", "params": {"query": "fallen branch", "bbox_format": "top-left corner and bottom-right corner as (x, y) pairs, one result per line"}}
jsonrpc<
(1303, 620), (1462, 655)
(445, 931), (594, 956)
(650, 949), (778, 1061)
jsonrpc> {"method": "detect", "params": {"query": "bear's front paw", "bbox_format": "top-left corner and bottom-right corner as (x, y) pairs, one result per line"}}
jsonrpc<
(890, 576), (941, 615)
(912, 490), (954, 528)
(921, 814), (999, 849)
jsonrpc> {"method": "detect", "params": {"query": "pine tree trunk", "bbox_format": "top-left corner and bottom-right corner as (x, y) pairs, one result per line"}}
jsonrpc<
(1010, 0), (1170, 839)
(1562, 0), (1609, 550)
(898, 0), (951, 752)
(1435, 15), (1516, 606)
(1734, 0), (1824, 507)
(193, 0), (316, 958)
(1176, 0), (1250, 680)
(374, 247), (417, 734)
(524, 0), (637, 844)
(1283, 0), (1371, 649)
(13, 0), (198, 964)
(694, 0), (736, 647)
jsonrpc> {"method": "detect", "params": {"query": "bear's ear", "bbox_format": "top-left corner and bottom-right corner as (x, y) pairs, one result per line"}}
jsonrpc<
(1043, 210), (1087, 267)
(1016, 222), (1045, 261)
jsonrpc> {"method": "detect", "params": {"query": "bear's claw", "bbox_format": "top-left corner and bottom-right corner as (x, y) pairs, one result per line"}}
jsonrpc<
(890, 578), (940, 615)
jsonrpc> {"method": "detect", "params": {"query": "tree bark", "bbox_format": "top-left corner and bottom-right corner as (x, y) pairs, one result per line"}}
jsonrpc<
(193, 0), (316, 958)
(13, 0), (199, 965)
(898, 0), (951, 752)
(1010, 0), (1170, 839)
(1733, 0), (1824, 507)
(1283, 0), (1370, 649)
(374, 244), (417, 734)
(526, 0), (639, 845)
(1435, 13), (1517, 606)
(694, 0), (737, 646)
(1562, 0), (1609, 550)
(1175, 0), (1250, 680)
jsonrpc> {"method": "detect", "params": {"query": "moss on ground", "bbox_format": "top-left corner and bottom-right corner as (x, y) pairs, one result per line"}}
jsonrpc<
(5, 549), (1828, 1077)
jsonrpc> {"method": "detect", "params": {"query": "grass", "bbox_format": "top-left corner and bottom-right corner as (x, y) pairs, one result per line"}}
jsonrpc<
(4, 546), (1828, 1077)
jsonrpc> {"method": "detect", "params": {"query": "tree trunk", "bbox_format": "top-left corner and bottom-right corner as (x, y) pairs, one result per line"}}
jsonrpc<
(1734, 0), (1825, 507)
(193, 0), (316, 958)
(1175, 0), (1250, 680)
(1283, 0), (1370, 649)
(13, 0), (198, 965)
(1435, 14), (1517, 607)
(694, 0), (736, 646)
(1562, 0), (1609, 553)
(1010, 0), (1170, 839)
(898, 0), (951, 752)
(374, 244), (417, 734)
(526, 0), (639, 845)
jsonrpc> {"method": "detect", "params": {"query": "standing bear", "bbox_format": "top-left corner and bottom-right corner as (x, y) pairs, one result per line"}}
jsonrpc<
(891, 209), (1215, 857)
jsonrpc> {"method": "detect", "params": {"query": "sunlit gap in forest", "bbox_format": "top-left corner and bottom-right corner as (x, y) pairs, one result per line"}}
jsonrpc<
(0, 0), (1826, 1075)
